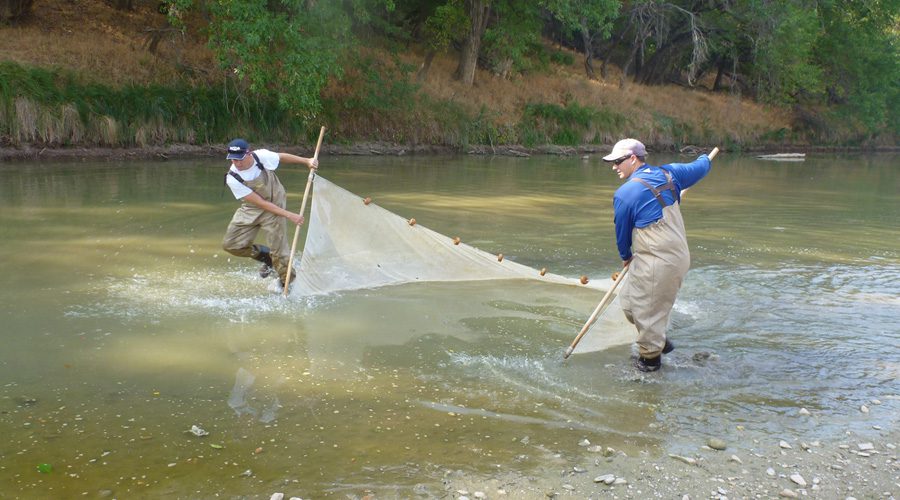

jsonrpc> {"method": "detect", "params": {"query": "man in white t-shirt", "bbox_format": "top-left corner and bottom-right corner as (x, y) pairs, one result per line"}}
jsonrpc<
(222, 138), (318, 289)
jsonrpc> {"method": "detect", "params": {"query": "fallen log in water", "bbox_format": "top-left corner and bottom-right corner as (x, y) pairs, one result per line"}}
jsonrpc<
(756, 153), (806, 161)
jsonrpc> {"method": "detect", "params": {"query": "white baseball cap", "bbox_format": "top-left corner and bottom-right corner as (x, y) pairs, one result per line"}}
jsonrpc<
(602, 138), (647, 161)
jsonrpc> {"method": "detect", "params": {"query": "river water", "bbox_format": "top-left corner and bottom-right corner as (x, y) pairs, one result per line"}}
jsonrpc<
(0, 152), (897, 498)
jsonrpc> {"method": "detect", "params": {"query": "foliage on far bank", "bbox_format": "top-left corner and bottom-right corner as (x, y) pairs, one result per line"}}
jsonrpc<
(0, 61), (306, 147)
(165, 0), (896, 142)
(203, 0), (355, 120)
(0, 0), (896, 150)
(0, 57), (753, 152)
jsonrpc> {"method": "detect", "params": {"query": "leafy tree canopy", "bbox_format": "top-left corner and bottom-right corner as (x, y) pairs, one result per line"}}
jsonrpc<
(206, 0), (354, 119)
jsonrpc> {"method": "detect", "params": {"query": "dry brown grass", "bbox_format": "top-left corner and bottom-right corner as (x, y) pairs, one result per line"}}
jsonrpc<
(0, 0), (217, 87)
(2, 1), (790, 148)
(403, 45), (787, 146)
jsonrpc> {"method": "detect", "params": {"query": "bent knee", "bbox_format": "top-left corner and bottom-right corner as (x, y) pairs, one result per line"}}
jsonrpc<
(222, 242), (245, 255)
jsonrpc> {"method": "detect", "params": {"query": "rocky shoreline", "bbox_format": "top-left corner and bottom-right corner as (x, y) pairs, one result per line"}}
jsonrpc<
(436, 416), (899, 500)
(258, 399), (899, 499)
(2, 142), (895, 162)
(258, 426), (899, 499)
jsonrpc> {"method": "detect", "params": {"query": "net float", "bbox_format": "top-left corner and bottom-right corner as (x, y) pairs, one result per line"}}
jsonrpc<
(453, 237), (461, 245)
(408, 218), (416, 226)
(540, 267), (547, 276)
(363, 197), (372, 205)
(580, 275), (589, 285)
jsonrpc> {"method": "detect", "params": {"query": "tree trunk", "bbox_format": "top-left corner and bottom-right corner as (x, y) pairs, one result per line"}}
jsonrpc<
(619, 42), (640, 89)
(453, 0), (491, 86)
(599, 26), (628, 81)
(712, 55), (726, 91)
(0, 0), (34, 23)
(634, 47), (643, 81)
(637, 30), (693, 85)
(580, 26), (596, 80)
(417, 50), (436, 83)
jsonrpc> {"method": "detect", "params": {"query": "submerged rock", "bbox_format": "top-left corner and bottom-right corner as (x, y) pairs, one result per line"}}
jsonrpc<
(189, 425), (209, 437)
(669, 454), (697, 466)
(593, 474), (615, 484)
(707, 438), (727, 450)
(17, 396), (38, 407)
(692, 352), (713, 362)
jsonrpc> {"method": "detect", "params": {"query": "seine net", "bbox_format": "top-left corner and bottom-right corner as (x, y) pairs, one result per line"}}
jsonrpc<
(292, 176), (634, 354)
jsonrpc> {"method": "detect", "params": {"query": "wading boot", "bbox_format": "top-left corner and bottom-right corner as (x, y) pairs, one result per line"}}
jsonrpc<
(633, 355), (661, 372)
(663, 339), (675, 354)
(278, 269), (297, 292)
(251, 245), (274, 278)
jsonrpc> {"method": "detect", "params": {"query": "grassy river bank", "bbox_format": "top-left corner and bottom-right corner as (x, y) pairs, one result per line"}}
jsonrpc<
(3, 0), (896, 157)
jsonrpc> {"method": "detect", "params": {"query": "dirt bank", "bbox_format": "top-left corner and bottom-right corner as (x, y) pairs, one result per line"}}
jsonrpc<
(0, 143), (647, 162)
(4, 142), (894, 163)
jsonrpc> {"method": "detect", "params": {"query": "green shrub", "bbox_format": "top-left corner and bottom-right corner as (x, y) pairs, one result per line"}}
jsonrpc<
(0, 61), (312, 147)
(520, 101), (625, 146)
(550, 50), (574, 66)
(341, 54), (419, 113)
(651, 113), (696, 148)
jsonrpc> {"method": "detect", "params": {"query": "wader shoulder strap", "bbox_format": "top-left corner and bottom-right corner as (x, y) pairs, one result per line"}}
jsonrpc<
(632, 170), (679, 207)
(223, 152), (264, 187)
(226, 171), (245, 185)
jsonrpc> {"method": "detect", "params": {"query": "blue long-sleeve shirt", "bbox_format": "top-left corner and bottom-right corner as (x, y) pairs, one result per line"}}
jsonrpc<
(613, 155), (711, 261)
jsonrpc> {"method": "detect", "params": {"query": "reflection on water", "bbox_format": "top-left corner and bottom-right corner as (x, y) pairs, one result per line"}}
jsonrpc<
(0, 154), (898, 497)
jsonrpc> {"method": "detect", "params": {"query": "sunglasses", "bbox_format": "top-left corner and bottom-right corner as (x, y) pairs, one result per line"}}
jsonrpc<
(612, 155), (631, 166)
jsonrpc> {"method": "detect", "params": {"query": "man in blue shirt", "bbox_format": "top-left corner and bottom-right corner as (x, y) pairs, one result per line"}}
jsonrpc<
(604, 139), (712, 372)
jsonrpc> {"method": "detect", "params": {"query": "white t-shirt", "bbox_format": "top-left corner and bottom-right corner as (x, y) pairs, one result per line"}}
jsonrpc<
(225, 149), (281, 199)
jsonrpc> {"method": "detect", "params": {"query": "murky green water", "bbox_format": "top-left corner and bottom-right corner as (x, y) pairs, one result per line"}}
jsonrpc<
(1, 153), (898, 498)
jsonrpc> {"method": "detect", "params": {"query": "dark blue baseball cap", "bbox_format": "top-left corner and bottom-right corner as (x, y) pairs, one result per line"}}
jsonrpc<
(226, 138), (249, 159)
